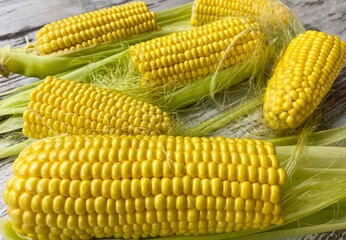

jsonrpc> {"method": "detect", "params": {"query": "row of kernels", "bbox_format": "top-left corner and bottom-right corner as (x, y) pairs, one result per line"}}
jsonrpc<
(24, 135), (143, 155)
(133, 38), (258, 71)
(14, 153), (285, 187)
(19, 135), (280, 167)
(128, 135), (276, 156)
(132, 37), (236, 66)
(6, 178), (282, 207)
(18, 138), (279, 167)
(22, 120), (120, 140)
(135, 135), (273, 155)
(9, 212), (280, 240)
(39, 19), (157, 55)
(9, 205), (281, 231)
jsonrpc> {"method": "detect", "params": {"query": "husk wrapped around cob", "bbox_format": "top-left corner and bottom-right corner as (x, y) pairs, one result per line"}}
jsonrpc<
(79, 17), (272, 111)
(3, 134), (346, 240)
(0, 1), (193, 79)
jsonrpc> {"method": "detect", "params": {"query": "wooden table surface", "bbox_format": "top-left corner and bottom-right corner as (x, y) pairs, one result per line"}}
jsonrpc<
(1, 0), (346, 240)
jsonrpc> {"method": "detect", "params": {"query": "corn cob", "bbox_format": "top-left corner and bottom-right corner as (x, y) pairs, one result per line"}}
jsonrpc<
(22, 76), (172, 138)
(190, 0), (292, 29)
(263, 30), (346, 130)
(37, 1), (158, 55)
(4, 134), (286, 239)
(129, 17), (267, 89)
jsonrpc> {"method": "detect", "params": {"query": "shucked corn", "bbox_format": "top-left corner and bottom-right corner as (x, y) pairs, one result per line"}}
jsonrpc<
(130, 17), (267, 89)
(4, 135), (287, 239)
(264, 30), (346, 130)
(37, 1), (158, 55)
(22, 76), (172, 138)
(190, 0), (293, 29)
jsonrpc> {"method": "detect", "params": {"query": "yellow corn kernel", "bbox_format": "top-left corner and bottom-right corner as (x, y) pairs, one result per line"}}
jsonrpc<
(130, 17), (267, 89)
(37, 1), (158, 55)
(191, 0), (293, 30)
(264, 30), (346, 129)
(22, 76), (172, 138)
(4, 135), (286, 239)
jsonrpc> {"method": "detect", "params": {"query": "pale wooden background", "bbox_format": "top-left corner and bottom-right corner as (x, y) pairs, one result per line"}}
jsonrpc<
(1, 0), (346, 239)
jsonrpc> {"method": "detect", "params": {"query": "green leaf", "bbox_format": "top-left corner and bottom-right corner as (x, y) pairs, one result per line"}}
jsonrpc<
(0, 116), (24, 134)
(0, 219), (30, 240)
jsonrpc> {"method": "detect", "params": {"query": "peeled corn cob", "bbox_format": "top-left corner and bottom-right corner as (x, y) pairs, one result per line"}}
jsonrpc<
(4, 134), (286, 239)
(129, 17), (268, 89)
(190, 0), (293, 29)
(264, 30), (346, 130)
(37, 1), (158, 55)
(22, 76), (172, 138)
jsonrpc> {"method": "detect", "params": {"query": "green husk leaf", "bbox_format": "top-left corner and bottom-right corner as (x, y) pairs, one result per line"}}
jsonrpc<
(156, 2), (193, 25)
(185, 96), (262, 136)
(0, 130), (34, 158)
(0, 81), (39, 98)
(155, 55), (265, 111)
(0, 219), (29, 240)
(0, 116), (24, 134)
(0, 139), (35, 159)
(268, 125), (346, 146)
(0, 88), (31, 109)
(0, 46), (125, 79)
(0, 107), (27, 116)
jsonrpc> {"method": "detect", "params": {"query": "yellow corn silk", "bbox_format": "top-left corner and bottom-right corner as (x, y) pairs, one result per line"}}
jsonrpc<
(22, 76), (172, 139)
(190, 0), (297, 33)
(36, 1), (158, 55)
(264, 30), (346, 130)
(129, 17), (268, 90)
(4, 135), (287, 239)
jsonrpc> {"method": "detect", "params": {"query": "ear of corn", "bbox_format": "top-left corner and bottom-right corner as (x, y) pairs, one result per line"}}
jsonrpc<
(189, 0), (305, 56)
(36, 1), (158, 55)
(5, 142), (346, 240)
(22, 76), (172, 139)
(263, 30), (346, 130)
(190, 0), (293, 29)
(129, 17), (268, 90)
(4, 134), (286, 239)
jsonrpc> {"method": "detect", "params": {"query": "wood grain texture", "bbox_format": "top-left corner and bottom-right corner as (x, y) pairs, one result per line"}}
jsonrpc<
(284, 0), (346, 39)
(0, 0), (346, 239)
